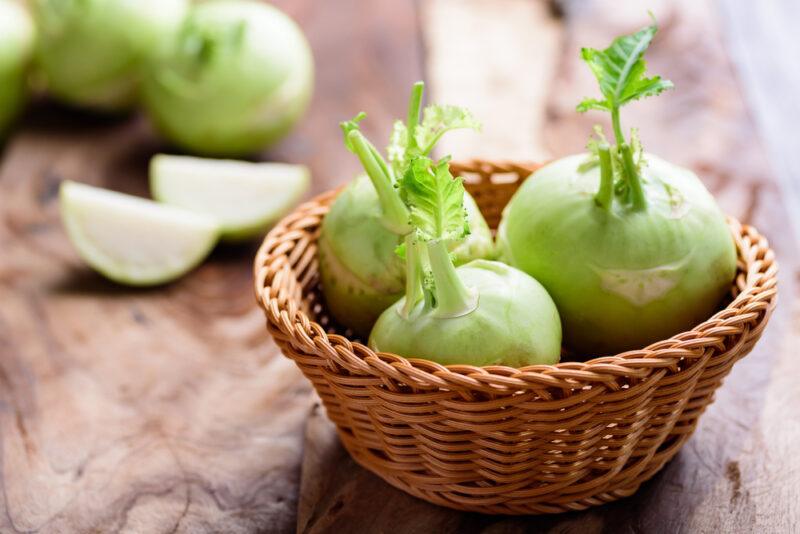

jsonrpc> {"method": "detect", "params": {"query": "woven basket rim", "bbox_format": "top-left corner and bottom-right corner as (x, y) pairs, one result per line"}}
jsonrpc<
(253, 159), (778, 394)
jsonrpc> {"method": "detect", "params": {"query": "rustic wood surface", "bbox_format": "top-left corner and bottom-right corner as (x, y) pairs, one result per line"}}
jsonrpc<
(0, 0), (796, 533)
(0, 1), (421, 532)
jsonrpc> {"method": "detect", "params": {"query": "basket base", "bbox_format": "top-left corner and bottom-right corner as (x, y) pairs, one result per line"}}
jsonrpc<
(335, 424), (692, 515)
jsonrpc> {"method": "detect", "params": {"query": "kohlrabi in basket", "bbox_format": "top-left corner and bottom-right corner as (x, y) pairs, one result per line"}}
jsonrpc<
(369, 156), (561, 367)
(319, 82), (493, 337)
(0, 0), (35, 135)
(142, 0), (313, 156)
(32, 0), (187, 111)
(498, 21), (737, 356)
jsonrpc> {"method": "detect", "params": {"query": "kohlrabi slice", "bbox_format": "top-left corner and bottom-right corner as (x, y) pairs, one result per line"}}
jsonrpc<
(497, 20), (736, 356)
(60, 181), (220, 286)
(318, 82), (493, 337)
(150, 154), (309, 241)
(369, 157), (562, 367)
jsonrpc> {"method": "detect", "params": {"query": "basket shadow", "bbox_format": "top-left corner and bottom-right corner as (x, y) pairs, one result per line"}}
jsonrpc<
(48, 266), (171, 297)
(50, 238), (262, 298)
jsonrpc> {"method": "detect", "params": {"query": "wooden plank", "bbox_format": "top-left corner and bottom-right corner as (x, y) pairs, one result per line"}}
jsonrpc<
(0, 1), (423, 533)
(268, 0), (426, 195)
(422, 0), (563, 161)
(296, 0), (799, 531)
(718, 0), (800, 238)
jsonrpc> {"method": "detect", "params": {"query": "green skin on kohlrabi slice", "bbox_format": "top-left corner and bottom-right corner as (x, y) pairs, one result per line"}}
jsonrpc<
(369, 260), (562, 367)
(497, 153), (737, 357)
(318, 174), (493, 337)
(0, 1), (34, 135)
(33, 0), (187, 111)
(142, 0), (313, 156)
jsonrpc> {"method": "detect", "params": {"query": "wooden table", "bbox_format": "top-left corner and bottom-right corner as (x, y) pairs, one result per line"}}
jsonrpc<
(1, 1), (797, 532)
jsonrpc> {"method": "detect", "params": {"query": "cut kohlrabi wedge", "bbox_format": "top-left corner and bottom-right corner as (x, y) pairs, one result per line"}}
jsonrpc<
(149, 154), (309, 240)
(60, 181), (220, 286)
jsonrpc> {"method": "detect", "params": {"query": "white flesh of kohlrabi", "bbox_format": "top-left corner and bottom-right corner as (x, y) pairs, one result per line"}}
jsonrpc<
(60, 181), (219, 286)
(150, 154), (309, 240)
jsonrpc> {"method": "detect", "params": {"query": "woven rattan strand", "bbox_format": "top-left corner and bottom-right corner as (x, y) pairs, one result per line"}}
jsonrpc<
(253, 159), (778, 515)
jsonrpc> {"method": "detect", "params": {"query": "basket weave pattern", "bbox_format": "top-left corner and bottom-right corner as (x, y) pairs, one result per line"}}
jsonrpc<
(254, 160), (778, 515)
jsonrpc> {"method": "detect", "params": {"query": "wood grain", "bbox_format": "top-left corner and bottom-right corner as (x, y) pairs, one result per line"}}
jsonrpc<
(718, 0), (800, 238)
(296, 0), (799, 532)
(0, 1), (422, 532)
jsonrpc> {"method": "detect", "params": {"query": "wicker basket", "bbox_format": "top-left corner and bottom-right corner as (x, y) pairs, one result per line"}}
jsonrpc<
(253, 160), (778, 515)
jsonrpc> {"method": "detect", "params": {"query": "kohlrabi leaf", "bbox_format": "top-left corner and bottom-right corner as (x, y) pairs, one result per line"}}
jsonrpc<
(394, 241), (407, 260)
(576, 23), (673, 114)
(575, 19), (671, 211)
(578, 125), (611, 173)
(415, 105), (480, 155)
(630, 127), (645, 169)
(387, 120), (408, 177)
(340, 112), (367, 153)
(576, 98), (610, 113)
(387, 104), (480, 179)
(399, 156), (469, 243)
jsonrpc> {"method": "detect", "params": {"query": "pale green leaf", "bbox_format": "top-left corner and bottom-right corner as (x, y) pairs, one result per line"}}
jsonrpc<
(414, 105), (480, 154)
(578, 22), (673, 112)
(387, 121), (407, 168)
(578, 126), (610, 172)
(629, 127), (645, 171)
(576, 98), (610, 113)
(399, 157), (469, 242)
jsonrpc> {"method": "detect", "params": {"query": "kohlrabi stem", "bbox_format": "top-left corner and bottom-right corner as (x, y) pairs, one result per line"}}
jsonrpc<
(406, 81), (424, 151)
(427, 240), (477, 318)
(595, 143), (613, 210)
(347, 130), (412, 234)
(400, 234), (424, 319)
(620, 143), (647, 210)
(610, 106), (646, 210)
(611, 106), (625, 147)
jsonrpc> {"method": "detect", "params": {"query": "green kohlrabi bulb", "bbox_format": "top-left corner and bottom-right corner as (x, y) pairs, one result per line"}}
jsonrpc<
(318, 82), (493, 337)
(370, 259), (562, 367)
(497, 19), (737, 357)
(32, 0), (187, 111)
(369, 156), (561, 366)
(498, 153), (737, 356)
(0, 0), (34, 135)
(142, 0), (313, 156)
(319, 174), (493, 337)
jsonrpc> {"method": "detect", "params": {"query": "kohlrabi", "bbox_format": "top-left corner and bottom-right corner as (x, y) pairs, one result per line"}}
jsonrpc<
(142, 0), (313, 156)
(0, 0), (34, 135)
(498, 21), (737, 356)
(32, 0), (187, 111)
(318, 82), (493, 337)
(150, 154), (309, 241)
(60, 181), (219, 287)
(369, 156), (561, 367)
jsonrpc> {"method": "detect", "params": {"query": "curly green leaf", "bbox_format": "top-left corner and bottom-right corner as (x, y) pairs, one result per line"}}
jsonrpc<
(415, 105), (481, 155)
(399, 156), (469, 243)
(577, 23), (673, 113)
